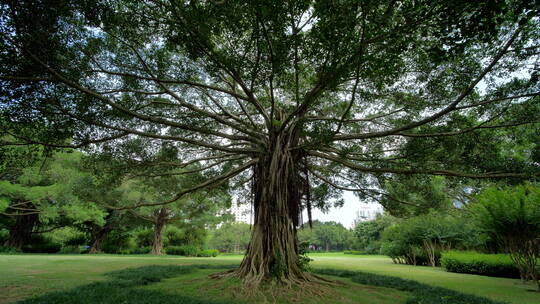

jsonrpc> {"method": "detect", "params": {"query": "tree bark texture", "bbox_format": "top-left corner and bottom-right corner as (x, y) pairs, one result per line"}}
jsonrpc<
(4, 206), (39, 249)
(150, 208), (167, 255)
(89, 212), (114, 254)
(231, 130), (313, 286)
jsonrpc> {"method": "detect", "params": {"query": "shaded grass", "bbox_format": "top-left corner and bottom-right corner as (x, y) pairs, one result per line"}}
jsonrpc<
(17, 265), (236, 304)
(149, 268), (408, 304)
(15, 264), (409, 304)
(308, 254), (539, 304)
(315, 268), (506, 304)
(1, 254), (538, 304)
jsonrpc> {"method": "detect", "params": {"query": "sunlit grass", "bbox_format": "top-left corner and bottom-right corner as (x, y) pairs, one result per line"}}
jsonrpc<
(1, 253), (538, 304)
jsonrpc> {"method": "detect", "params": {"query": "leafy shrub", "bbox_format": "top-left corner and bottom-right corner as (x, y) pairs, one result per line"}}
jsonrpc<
(352, 215), (395, 252)
(22, 242), (62, 253)
(297, 241), (313, 272)
(0, 229), (9, 244)
(64, 234), (87, 246)
(196, 249), (219, 257)
(46, 227), (88, 246)
(207, 223), (251, 253)
(165, 245), (200, 256)
(21, 235), (61, 253)
(58, 245), (83, 254)
(102, 230), (136, 253)
(164, 226), (184, 246)
(471, 184), (540, 288)
(0, 245), (21, 254)
(343, 250), (367, 255)
(133, 229), (154, 248)
(441, 251), (521, 278)
(380, 212), (477, 266)
(129, 246), (152, 254)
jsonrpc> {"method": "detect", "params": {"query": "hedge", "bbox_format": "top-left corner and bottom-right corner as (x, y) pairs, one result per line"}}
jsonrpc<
(197, 249), (219, 257)
(440, 251), (520, 278)
(343, 250), (368, 255)
(165, 245), (200, 257)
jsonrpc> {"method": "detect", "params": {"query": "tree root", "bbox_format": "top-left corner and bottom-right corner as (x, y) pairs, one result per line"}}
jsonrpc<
(209, 268), (342, 290)
(209, 269), (343, 303)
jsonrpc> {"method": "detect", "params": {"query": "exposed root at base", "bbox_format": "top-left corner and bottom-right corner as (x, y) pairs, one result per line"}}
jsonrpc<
(209, 268), (342, 295)
(208, 268), (345, 303)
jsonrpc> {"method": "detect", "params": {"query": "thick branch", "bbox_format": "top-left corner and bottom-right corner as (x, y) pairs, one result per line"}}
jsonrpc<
(308, 151), (539, 179)
(113, 159), (258, 210)
(334, 27), (522, 141)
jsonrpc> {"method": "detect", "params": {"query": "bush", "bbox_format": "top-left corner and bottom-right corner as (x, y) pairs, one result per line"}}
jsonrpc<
(441, 251), (521, 278)
(133, 229), (154, 248)
(64, 234), (87, 246)
(21, 235), (61, 253)
(164, 226), (184, 246)
(129, 246), (152, 254)
(58, 245), (83, 254)
(196, 249), (219, 257)
(0, 229), (9, 244)
(22, 242), (62, 253)
(46, 227), (88, 246)
(380, 212), (477, 266)
(101, 230), (136, 253)
(0, 245), (21, 254)
(343, 250), (367, 255)
(471, 184), (540, 288)
(165, 245), (200, 256)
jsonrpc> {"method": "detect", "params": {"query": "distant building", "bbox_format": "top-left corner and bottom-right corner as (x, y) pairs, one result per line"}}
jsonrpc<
(228, 200), (253, 224)
(352, 202), (384, 226)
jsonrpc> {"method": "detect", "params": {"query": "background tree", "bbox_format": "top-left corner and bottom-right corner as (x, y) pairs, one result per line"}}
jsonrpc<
(208, 223), (252, 253)
(117, 144), (231, 255)
(298, 221), (351, 251)
(1, 0), (539, 285)
(352, 214), (395, 253)
(0, 150), (106, 249)
(380, 212), (472, 266)
(471, 184), (540, 291)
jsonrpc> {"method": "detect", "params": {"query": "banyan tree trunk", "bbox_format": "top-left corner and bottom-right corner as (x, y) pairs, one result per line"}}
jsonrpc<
(150, 210), (167, 255)
(4, 209), (39, 249)
(89, 227), (110, 254)
(231, 131), (312, 286)
(89, 212), (114, 254)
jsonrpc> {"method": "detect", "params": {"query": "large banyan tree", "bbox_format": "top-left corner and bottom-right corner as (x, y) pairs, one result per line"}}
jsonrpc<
(1, 0), (539, 285)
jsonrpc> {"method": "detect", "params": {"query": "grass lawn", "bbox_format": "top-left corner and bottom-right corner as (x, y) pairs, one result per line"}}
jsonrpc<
(0, 253), (537, 304)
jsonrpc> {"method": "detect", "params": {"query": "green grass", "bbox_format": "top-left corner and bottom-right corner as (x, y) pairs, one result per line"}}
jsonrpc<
(146, 267), (408, 304)
(0, 253), (538, 304)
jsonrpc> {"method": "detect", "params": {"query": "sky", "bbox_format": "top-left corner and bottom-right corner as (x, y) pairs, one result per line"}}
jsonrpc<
(305, 191), (381, 229)
(232, 191), (384, 229)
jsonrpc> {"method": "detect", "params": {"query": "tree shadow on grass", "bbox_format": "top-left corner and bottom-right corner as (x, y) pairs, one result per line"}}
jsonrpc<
(16, 264), (510, 304)
(17, 264), (238, 304)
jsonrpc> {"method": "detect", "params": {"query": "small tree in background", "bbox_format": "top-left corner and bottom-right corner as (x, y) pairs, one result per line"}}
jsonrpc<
(472, 184), (540, 291)
(353, 215), (396, 253)
(208, 223), (252, 253)
(381, 213), (470, 266)
(298, 221), (351, 252)
(0, 150), (106, 249)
